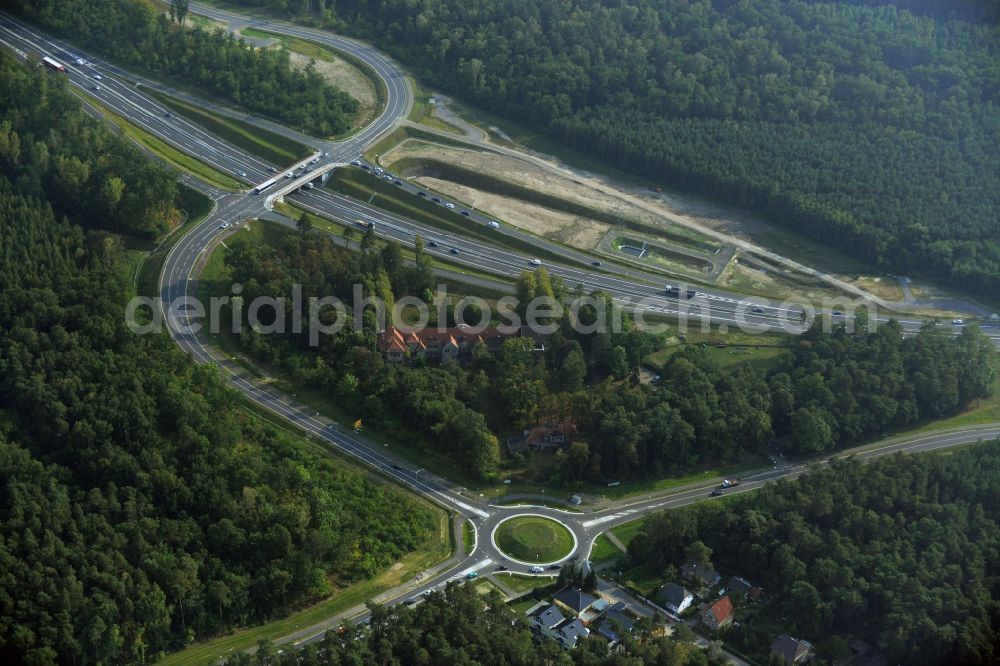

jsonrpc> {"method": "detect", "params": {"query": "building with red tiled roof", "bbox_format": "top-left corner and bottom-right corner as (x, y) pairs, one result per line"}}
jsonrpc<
(701, 595), (734, 631)
(377, 325), (518, 363)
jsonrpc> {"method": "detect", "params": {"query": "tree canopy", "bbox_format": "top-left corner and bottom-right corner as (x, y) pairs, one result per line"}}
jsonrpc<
(0, 50), (434, 664)
(627, 443), (1000, 665)
(242, 0), (1000, 295)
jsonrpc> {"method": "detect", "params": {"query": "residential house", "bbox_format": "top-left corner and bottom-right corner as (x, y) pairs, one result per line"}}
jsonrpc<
(657, 582), (694, 615)
(682, 562), (721, 589)
(771, 635), (814, 664)
(555, 618), (590, 649)
(506, 423), (578, 455)
(727, 576), (752, 597)
(532, 604), (566, 638)
(377, 325), (518, 363)
(595, 602), (636, 645)
(701, 595), (734, 631)
(553, 588), (599, 617)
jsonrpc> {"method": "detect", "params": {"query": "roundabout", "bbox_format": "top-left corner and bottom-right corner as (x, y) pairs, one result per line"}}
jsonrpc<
(491, 514), (577, 565)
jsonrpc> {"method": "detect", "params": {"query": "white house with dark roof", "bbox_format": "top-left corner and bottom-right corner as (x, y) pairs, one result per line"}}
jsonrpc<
(657, 582), (694, 615)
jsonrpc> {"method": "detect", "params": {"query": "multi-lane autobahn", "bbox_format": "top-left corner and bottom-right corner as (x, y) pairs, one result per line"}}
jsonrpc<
(4, 3), (1000, 652)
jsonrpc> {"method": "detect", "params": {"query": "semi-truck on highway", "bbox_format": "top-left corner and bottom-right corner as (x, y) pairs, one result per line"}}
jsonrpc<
(42, 56), (65, 72)
(664, 284), (696, 299)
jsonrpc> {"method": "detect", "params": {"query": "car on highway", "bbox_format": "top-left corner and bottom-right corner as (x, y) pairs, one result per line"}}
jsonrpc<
(163, 111), (172, 118)
(239, 171), (246, 177)
(218, 223), (229, 229)
(394, 180), (403, 185)
(460, 210), (470, 216)
(323, 151), (329, 157)
(383, 174), (393, 181)
(91, 84), (100, 91)
(351, 159), (361, 165)
(285, 172), (293, 178)
(432, 197), (441, 203)
(267, 166), (276, 173)
(953, 319), (965, 325)
(92, 73), (102, 80)
(391, 463), (403, 470)
(529, 566), (544, 573)
(832, 310), (844, 316)
(530, 259), (542, 266)
(488, 221), (500, 229)
(591, 261), (602, 267)
(360, 164), (370, 170)
(450, 248), (460, 255)
(428, 240), (439, 247)
(495, 565), (508, 571)
(403, 598), (416, 605)
(444, 202), (455, 209)
(466, 572), (479, 579)
(417, 191), (427, 197)
(710, 489), (724, 497)
(549, 564), (561, 570)
(751, 307), (765, 314)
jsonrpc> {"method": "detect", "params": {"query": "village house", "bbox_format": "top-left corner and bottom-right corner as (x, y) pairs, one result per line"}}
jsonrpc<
(506, 422), (579, 455)
(377, 324), (518, 363)
(682, 562), (721, 589)
(701, 595), (735, 631)
(657, 582), (694, 616)
(771, 634), (814, 664)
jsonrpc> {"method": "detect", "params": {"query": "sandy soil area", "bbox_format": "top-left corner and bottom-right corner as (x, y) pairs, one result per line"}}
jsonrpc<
(413, 176), (609, 250)
(383, 142), (710, 244)
(287, 51), (377, 110)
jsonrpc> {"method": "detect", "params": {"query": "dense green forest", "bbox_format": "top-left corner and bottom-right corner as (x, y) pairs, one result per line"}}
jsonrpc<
(0, 50), (434, 664)
(221, 223), (994, 483)
(221, 582), (727, 666)
(237, 0), (1000, 295)
(8, 0), (358, 136)
(627, 443), (1000, 664)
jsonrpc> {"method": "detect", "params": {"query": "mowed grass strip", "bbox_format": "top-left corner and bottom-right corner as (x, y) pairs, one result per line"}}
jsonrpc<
(143, 87), (311, 165)
(494, 516), (574, 563)
(325, 169), (575, 266)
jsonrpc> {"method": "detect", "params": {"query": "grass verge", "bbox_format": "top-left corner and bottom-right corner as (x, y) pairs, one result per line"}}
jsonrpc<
(495, 573), (557, 597)
(143, 87), (310, 165)
(83, 93), (243, 190)
(325, 169), (580, 266)
(366, 125), (477, 162)
(464, 521), (476, 556)
(590, 534), (624, 565)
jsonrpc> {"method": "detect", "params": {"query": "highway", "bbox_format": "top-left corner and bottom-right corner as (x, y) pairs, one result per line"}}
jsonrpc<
(4, 4), (1000, 655)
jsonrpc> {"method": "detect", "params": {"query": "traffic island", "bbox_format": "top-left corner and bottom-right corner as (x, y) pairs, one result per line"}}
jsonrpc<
(492, 515), (576, 565)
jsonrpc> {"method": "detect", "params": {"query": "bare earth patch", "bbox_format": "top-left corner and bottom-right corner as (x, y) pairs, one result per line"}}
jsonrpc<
(287, 51), (376, 116)
(413, 176), (609, 250)
(383, 142), (698, 242)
